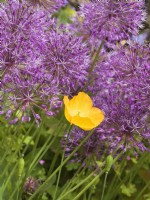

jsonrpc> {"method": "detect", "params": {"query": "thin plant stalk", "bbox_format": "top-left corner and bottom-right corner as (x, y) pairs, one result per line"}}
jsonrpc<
(101, 172), (108, 200)
(72, 170), (105, 200)
(8, 122), (44, 200)
(27, 121), (66, 173)
(58, 164), (86, 198)
(72, 152), (124, 200)
(53, 125), (72, 200)
(58, 168), (98, 200)
(28, 129), (95, 199)
(1, 120), (35, 180)
(47, 153), (59, 176)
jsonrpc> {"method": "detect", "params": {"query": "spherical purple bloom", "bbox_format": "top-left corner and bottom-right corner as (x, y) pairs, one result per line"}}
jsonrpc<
(101, 43), (150, 112)
(73, 0), (146, 47)
(92, 43), (150, 153)
(0, 0), (48, 73)
(0, 0), (62, 124)
(95, 86), (150, 153)
(43, 30), (90, 95)
(2, 65), (61, 125)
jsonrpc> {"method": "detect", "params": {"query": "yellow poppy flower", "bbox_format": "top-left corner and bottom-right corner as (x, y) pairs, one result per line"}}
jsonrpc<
(63, 92), (105, 131)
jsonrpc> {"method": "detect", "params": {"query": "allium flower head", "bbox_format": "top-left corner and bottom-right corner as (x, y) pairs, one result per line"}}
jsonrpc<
(0, 0), (48, 73)
(102, 43), (150, 113)
(0, 0), (62, 124)
(1, 64), (61, 125)
(94, 85), (149, 153)
(73, 0), (146, 47)
(44, 31), (89, 94)
(90, 43), (150, 153)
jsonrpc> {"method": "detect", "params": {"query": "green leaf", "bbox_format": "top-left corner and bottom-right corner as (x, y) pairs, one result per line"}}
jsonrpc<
(121, 183), (137, 197)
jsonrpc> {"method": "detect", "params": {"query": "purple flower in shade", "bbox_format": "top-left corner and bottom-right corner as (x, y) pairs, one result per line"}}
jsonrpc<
(43, 30), (89, 95)
(72, 0), (146, 48)
(1, 65), (61, 125)
(62, 127), (108, 166)
(0, 0), (49, 73)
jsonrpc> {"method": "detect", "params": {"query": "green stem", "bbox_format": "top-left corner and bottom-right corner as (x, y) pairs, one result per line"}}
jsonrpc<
(72, 170), (105, 200)
(58, 164), (85, 198)
(1, 121), (35, 180)
(9, 123), (43, 200)
(72, 152), (124, 200)
(84, 40), (104, 90)
(27, 119), (65, 174)
(47, 153), (59, 176)
(53, 125), (72, 200)
(58, 169), (98, 200)
(28, 129), (95, 199)
(101, 172), (108, 200)
(136, 179), (150, 199)
(89, 40), (104, 74)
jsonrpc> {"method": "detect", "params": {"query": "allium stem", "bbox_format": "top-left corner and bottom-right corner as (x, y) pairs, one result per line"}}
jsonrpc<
(58, 168), (99, 200)
(28, 129), (96, 199)
(89, 40), (104, 74)
(47, 153), (59, 176)
(9, 121), (45, 199)
(84, 40), (104, 89)
(53, 125), (72, 200)
(72, 172), (103, 200)
(58, 163), (86, 198)
(101, 172), (108, 200)
(0, 120), (35, 180)
(2, 121), (39, 194)
(27, 118), (65, 174)
(72, 152), (124, 200)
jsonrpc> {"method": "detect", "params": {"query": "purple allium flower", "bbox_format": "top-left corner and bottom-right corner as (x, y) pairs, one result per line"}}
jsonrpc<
(95, 86), (150, 153)
(64, 43), (150, 163)
(62, 127), (108, 166)
(2, 65), (61, 125)
(91, 43), (150, 153)
(43, 30), (90, 95)
(99, 43), (150, 112)
(0, 0), (48, 73)
(72, 0), (146, 48)
(0, 0), (62, 124)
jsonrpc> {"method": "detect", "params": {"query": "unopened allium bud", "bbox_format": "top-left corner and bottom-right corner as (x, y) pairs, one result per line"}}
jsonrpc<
(24, 177), (39, 194)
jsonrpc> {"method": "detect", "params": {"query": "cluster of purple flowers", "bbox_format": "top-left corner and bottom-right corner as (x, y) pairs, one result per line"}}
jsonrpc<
(1, 0), (149, 156)
(0, 0), (89, 123)
(71, 0), (146, 48)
